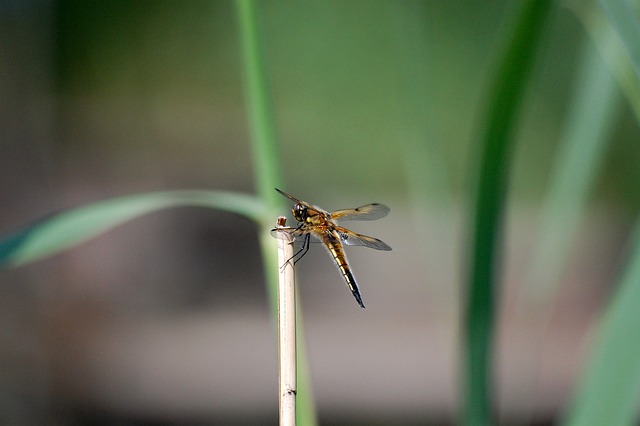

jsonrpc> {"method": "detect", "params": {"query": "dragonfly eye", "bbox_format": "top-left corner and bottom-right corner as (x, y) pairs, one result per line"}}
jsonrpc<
(293, 203), (307, 221)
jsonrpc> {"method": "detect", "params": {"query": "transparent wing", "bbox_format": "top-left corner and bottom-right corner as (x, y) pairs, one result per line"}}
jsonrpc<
(335, 226), (392, 251)
(275, 188), (332, 216)
(330, 203), (390, 221)
(274, 188), (304, 205)
(271, 227), (322, 243)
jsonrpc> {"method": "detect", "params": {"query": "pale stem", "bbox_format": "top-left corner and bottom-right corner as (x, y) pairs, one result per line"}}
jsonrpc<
(276, 217), (296, 425)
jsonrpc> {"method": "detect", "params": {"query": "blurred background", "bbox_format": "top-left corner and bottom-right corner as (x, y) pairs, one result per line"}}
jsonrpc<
(1, 0), (639, 424)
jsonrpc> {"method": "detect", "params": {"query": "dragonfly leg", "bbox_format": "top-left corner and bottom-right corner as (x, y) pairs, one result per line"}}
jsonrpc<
(292, 233), (311, 265)
(280, 232), (310, 270)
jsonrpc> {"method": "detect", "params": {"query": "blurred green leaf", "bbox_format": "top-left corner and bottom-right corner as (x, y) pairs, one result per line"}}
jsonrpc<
(464, 1), (554, 424)
(522, 17), (619, 307)
(0, 190), (264, 268)
(507, 34), (620, 423)
(596, 0), (640, 84)
(560, 2), (640, 424)
(579, 0), (640, 123)
(563, 216), (640, 426)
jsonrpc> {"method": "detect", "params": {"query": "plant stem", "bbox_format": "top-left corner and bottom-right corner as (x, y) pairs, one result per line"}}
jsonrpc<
(235, 0), (283, 203)
(235, 2), (316, 423)
(276, 218), (296, 426)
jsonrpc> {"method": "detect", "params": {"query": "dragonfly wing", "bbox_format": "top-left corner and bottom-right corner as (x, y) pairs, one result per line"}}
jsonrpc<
(271, 227), (306, 242)
(335, 226), (392, 251)
(330, 203), (390, 221)
(322, 231), (365, 308)
(275, 188), (304, 204)
(275, 188), (332, 216)
(271, 226), (323, 243)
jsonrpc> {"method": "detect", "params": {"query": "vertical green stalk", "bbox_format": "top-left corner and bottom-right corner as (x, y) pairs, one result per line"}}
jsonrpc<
(235, 2), (317, 425)
(235, 0), (282, 313)
(463, 2), (554, 425)
(235, 0), (282, 206)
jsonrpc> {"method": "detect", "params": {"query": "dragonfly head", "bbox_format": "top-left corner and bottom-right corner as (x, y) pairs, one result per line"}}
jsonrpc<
(292, 203), (307, 222)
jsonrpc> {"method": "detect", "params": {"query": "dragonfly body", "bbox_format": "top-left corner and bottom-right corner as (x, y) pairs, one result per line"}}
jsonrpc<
(322, 230), (363, 307)
(272, 188), (391, 308)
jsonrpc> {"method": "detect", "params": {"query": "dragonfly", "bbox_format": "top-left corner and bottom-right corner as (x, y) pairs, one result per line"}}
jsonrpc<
(271, 188), (391, 308)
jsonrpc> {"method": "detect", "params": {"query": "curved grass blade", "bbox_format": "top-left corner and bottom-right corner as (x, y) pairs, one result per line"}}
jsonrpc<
(507, 37), (620, 422)
(563, 216), (640, 426)
(523, 42), (619, 305)
(0, 190), (265, 268)
(463, 2), (554, 424)
(577, 0), (640, 121)
(561, 2), (640, 424)
(596, 0), (640, 85)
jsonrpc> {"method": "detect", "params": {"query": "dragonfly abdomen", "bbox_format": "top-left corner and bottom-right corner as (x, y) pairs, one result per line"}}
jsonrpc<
(324, 232), (365, 308)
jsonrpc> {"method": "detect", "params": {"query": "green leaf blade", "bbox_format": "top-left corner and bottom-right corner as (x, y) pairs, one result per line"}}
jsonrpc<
(0, 190), (265, 268)
(564, 218), (640, 426)
(463, 2), (555, 424)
